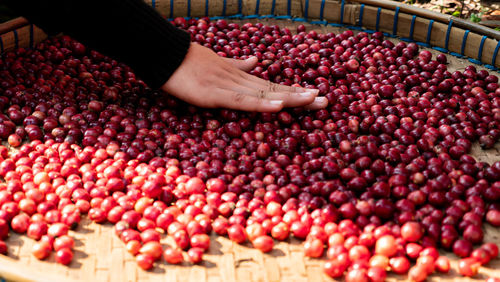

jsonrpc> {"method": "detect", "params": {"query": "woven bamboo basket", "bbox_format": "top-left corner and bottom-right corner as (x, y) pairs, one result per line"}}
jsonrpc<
(0, 0), (500, 281)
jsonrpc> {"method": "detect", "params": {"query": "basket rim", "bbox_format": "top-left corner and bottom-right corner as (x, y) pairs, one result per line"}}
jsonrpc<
(353, 0), (500, 40)
(1, 0), (500, 40)
(0, 17), (28, 35)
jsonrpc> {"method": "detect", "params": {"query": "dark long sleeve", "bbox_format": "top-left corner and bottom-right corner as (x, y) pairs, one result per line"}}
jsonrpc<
(4, 0), (191, 89)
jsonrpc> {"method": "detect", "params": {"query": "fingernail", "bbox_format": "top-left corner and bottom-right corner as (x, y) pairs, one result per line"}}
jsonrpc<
(270, 100), (283, 106)
(306, 89), (319, 94)
(299, 92), (314, 97)
(313, 97), (328, 105)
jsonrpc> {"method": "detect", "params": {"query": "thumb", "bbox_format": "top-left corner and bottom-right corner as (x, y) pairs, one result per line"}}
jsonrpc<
(223, 56), (258, 72)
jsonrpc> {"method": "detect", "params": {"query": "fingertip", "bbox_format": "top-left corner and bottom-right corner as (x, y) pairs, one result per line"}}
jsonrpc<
(246, 56), (258, 63)
(304, 97), (328, 110)
(315, 97), (328, 108)
(269, 100), (284, 106)
(245, 56), (259, 68)
(296, 92), (317, 105)
(294, 87), (319, 95)
(316, 96), (328, 103)
(267, 100), (284, 112)
(307, 89), (320, 95)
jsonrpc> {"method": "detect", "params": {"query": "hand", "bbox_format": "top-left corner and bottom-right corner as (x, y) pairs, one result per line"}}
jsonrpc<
(162, 43), (328, 112)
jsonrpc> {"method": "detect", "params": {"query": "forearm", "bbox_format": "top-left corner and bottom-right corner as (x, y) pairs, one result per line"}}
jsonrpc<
(5, 0), (191, 89)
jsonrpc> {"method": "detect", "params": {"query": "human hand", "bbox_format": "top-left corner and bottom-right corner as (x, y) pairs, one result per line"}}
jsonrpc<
(161, 43), (328, 112)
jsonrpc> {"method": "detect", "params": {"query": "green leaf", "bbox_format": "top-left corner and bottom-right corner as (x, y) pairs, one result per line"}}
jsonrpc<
(470, 13), (482, 23)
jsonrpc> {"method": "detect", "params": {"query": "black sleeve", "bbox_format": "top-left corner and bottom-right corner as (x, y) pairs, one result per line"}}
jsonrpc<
(4, 0), (191, 89)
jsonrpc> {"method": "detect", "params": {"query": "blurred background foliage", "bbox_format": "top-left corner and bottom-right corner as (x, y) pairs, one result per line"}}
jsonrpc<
(397, 0), (499, 29)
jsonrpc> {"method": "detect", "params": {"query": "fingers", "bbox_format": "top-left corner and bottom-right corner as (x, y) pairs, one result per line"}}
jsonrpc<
(215, 87), (327, 112)
(219, 67), (326, 110)
(216, 89), (284, 112)
(223, 56), (259, 72)
(226, 68), (319, 97)
(225, 84), (318, 108)
(239, 70), (319, 95)
(221, 54), (321, 99)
